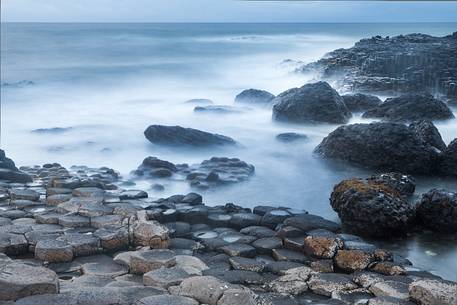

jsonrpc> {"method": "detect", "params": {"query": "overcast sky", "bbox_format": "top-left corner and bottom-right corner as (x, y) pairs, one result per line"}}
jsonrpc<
(2, 0), (457, 23)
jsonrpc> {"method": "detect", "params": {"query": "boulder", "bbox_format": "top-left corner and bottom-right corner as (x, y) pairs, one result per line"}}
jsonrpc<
(315, 122), (440, 175)
(409, 120), (447, 151)
(276, 132), (309, 143)
(440, 138), (457, 177)
(235, 89), (275, 105)
(133, 156), (178, 178)
(0, 262), (59, 301)
(409, 278), (457, 305)
(0, 150), (32, 183)
(416, 189), (457, 232)
(362, 94), (454, 122)
(342, 93), (382, 112)
(144, 125), (236, 147)
(367, 173), (415, 198)
(272, 81), (351, 124)
(330, 178), (415, 237)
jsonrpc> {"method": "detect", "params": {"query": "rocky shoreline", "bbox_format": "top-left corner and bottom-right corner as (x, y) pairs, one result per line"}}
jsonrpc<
(1, 150), (456, 305)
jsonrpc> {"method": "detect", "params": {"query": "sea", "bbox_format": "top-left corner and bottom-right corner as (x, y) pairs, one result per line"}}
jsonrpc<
(1, 22), (457, 280)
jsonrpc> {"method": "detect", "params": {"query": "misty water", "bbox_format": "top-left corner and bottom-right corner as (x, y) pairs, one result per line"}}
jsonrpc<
(1, 23), (457, 280)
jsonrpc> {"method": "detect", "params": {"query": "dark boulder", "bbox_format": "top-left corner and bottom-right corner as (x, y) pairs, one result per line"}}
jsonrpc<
(342, 93), (382, 112)
(144, 125), (236, 147)
(440, 138), (457, 177)
(416, 189), (457, 232)
(276, 132), (309, 143)
(0, 150), (32, 183)
(330, 178), (416, 237)
(272, 82), (351, 124)
(133, 156), (180, 178)
(409, 120), (447, 151)
(235, 89), (275, 105)
(362, 94), (454, 122)
(314, 122), (440, 175)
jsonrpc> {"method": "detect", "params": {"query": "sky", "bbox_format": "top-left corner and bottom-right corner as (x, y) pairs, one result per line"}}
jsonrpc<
(1, 0), (457, 23)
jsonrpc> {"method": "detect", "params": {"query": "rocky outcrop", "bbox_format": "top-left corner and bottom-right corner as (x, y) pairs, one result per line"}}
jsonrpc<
(314, 122), (440, 175)
(235, 89), (275, 105)
(342, 93), (382, 112)
(301, 32), (457, 102)
(144, 125), (236, 147)
(416, 189), (457, 233)
(362, 94), (454, 122)
(409, 120), (447, 151)
(0, 150), (32, 183)
(330, 178), (415, 237)
(272, 81), (351, 124)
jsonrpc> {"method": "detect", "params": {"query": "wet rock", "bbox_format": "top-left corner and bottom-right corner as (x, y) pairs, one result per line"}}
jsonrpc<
(119, 190), (148, 200)
(272, 81), (351, 124)
(283, 214), (340, 233)
(35, 240), (73, 263)
(186, 157), (255, 189)
(370, 280), (409, 300)
(136, 295), (199, 305)
(144, 125), (236, 147)
(143, 266), (191, 288)
(330, 178), (415, 237)
(181, 192), (203, 205)
(240, 226), (275, 238)
(134, 156), (178, 178)
(416, 188), (457, 232)
(315, 122), (440, 175)
(308, 273), (358, 297)
(9, 189), (40, 201)
(252, 237), (282, 255)
(276, 132), (309, 143)
(409, 120), (447, 151)
(440, 138), (457, 177)
(362, 94), (454, 122)
(303, 229), (343, 259)
(229, 257), (264, 272)
(130, 249), (176, 274)
(409, 278), (457, 305)
(229, 213), (261, 229)
(177, 275), (232, 305)
(0, 262), (59, 301)
(260, 209), (292, 229)
(367, 173), (416, 198)
(220, 243), (256, 258)
(0, 232), (29, 256)
(235, 88), (275, 105)
(342, 93), (382, 112)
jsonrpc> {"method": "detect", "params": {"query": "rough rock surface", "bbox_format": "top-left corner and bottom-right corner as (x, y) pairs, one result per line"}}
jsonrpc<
(144, 125), (236, 147)
(440, 138), (457, 177)
(235, 88), (275, 105)
(362, 94), (454, 122)
(314, 122), (440, 175)
(272, 81), (351, 124)
(0, 150), (32, 183)
(416, 189), (457, 232)
(342, 93), (382, 112)
(330, 178), (415, 237)
(409, 278), (457, 305)
(301, 32), (457, 102)
(409, 120), (447, 151)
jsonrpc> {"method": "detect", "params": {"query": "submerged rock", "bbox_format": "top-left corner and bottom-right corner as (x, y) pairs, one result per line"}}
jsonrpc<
(184, 98), (214, 105)
(362, 94), (454, 122)
(416, 189), (457, 233)
(194, 105), (243, 114)
(272, 81), (351, 124)
(314, 122), (440, 175)
(235, 88), (275, 105)
(342, 93), (382, 112)
(330, 178), (415, 237)
(276, 132), (309, 143)
(144, 125), (236, 147)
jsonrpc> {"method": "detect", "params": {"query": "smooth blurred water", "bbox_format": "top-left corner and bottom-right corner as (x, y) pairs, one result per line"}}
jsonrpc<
(1, 23), (457, 280)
